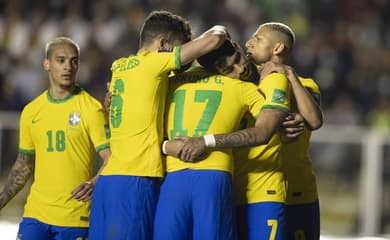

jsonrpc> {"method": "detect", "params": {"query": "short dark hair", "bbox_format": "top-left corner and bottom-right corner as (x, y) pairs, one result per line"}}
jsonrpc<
(197, 40), (236, 73)
(198, 40), (259, 84)
(139, 10), (192, 47)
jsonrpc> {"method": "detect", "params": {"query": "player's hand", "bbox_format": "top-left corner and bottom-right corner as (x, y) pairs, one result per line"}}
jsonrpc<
(164, 138), (186, 158)
(175, 136), (208, 162)
(281, 113), (305, 140)
(71, 181), (94, 202)
(202, 25), (230, 40)
(259, 61), (292, 80)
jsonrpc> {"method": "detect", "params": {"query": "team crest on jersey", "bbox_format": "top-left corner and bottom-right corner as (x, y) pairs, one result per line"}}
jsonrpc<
(271, 88), (286, 104)
(69, 112), (81, 126)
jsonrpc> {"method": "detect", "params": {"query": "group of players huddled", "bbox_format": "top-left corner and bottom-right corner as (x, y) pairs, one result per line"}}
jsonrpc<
(0, 10), (322, 240)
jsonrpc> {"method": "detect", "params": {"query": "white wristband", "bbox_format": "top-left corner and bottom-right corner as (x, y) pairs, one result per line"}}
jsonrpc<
(203, 134), (216, 147)
(162, 140), (168, 155)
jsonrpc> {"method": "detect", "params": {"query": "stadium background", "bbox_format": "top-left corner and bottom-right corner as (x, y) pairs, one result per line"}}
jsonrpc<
(0, 0), (389, 239)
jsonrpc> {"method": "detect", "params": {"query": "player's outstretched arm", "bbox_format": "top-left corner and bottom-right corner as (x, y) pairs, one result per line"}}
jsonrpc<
(178, 109), (287, 162)
(261, 62), (323, 130)
(180, 25), (228, 66)
(71, 148), (111, 202)
(0, 153), (34, 209)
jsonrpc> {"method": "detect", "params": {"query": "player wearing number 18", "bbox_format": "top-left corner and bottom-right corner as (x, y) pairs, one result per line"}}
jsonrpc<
(0, 37), (111, 240)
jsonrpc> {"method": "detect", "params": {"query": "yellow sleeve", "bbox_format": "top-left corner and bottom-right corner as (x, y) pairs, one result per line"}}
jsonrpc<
(258, 72), (291, 113)
(148, 46), (182, 74)
(85, 99), (110, 152)
(300, 77), (321, 105)
(241, 82), (264, 118)
(18, 106), (35, 155)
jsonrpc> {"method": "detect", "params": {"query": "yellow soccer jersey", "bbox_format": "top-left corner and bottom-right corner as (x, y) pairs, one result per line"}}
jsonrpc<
(234, 73), (291, 205)
(19, 87), (110, 227)
(165, 67), (263, 174)
(282, 77), (321, 205)
(102, 47), (181, 177)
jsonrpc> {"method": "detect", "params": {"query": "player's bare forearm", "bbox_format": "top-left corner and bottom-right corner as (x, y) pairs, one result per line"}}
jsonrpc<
(0, 153), (34, 209)
(180, 25), (228, 66)
(179, 109), (287, 162)
(94, 147), (111, 182)
(285, 68), (323, 130)
(214, 110), (285, 148)
(71, 148), (111, 202)
(214, 128), (260, 148)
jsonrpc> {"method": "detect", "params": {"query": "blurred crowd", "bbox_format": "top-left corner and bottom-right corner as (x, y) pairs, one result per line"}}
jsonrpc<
(0, 0), (389, 129)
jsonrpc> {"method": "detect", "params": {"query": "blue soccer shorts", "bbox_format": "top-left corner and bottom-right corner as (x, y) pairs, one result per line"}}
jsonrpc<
(153, 169), (236, 240)
(285, 200), (320, 240)
(88, 175), (161, 240)
(236, 201), (286, 240)
(17, 217), (88, 240)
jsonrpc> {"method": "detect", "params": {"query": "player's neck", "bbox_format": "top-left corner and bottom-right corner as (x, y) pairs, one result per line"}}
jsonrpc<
(49, 84), (76, 100)
(138, 41), (160, 53)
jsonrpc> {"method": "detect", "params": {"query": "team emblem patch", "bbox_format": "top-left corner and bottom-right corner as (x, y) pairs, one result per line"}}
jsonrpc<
(271, 89), (286, 104)
(69, 112), (81, 126)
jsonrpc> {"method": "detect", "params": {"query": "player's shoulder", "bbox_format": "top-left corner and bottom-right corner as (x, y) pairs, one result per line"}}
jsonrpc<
(261, 72), (288, 85)
(110, 54), (139, 73)
(259, 72), (289, 91)
(299, 76), (317, 86)
(76, 88), (104, 110)
(22, 90), (47, 112)
(298, 76), (320, 92)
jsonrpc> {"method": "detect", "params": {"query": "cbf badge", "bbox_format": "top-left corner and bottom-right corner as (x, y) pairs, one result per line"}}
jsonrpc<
(69, 112), (81, 126)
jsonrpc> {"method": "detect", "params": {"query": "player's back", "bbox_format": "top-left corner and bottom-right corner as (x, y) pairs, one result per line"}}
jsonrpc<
(102, 48), (181, 178)
(165, 66), (263, 174)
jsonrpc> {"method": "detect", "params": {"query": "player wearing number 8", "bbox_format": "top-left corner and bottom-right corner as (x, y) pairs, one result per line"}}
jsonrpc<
(0, 37), (111, 240)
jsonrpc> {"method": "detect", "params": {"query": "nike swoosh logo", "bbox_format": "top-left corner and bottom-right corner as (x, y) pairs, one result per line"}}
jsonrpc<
(32, 119), (40, 124)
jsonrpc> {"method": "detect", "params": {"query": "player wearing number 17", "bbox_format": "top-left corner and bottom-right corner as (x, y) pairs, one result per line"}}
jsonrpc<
(0, 37), (111, 240)
(88, 10), (230, 240)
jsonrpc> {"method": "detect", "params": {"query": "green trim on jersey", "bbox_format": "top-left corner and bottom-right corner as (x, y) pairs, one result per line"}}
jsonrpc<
(96, 143), (110, 153)
(309, 90), (321, 105)
(262, 104), (290, 113)
(174, 46), (182, 70)
(46, 87), (80, 104)
(18, 148), (35, 155)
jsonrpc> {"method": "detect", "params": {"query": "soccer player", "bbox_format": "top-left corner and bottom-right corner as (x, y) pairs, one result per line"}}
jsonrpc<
(0, 37), (111, 240)
(244, 22), (323, 240)
(88, 10), (229, 240)
(153, 40), (269, 240)
(176, 22), (322, 240)
(282, 80), (322, 240)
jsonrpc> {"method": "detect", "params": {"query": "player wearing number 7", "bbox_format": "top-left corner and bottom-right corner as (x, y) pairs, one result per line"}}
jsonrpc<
(0, 37), (111, 240)
(88, 10), (230, 240)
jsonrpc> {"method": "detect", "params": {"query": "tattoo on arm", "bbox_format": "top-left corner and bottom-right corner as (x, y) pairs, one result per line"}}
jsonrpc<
(0, 153), (34, 209)
(215, 128), (260, 148)
(214, 109), (287, 148)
